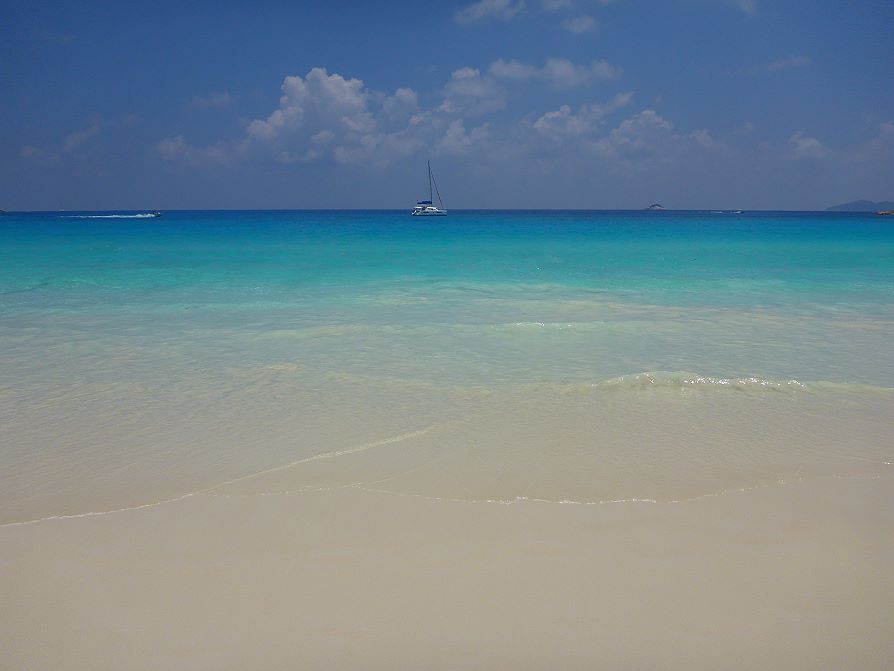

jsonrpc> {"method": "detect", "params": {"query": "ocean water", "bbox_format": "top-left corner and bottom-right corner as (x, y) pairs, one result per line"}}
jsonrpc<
(2, 209), (893, 670)
(1, 209), (893, 523)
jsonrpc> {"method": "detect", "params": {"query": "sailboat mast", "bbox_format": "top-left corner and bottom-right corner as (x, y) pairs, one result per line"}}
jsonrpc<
(428, 160), (433, 203)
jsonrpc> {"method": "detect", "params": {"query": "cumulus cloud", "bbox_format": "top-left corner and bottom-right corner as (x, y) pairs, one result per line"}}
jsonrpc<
(767, 55), (810, 71)
(63, 125), (101, 152)
(539, 0), (573, 9)
(159, 67), (430, 167)
(455, 0), (526, 24)
(489, 57), (621, 88)
(492, 99), (725, 182)
(853, 120), (894, 161)
(246, 68), (371, 141)
(845, 121), (894, 172)
(380, 87), (420, 123)
(20, 116), (139, 164)
(437, 119), (491, 155)
(156, 135), (232, 165)
(594, 109), (675, 158)
(189, 92), (233, 109)
(562, 15), (597, 33)
(438, 67), (507, 116)
(529, 91), (634, 142)
(789, 132), (828, 159)
(748, 55), (810, 74)
(155, 62), (725, 178)
(688, 129), (716, 148)
(541, 0), (614, 8)
(18, 144), (61, 163)
(21, 123), (102, 162)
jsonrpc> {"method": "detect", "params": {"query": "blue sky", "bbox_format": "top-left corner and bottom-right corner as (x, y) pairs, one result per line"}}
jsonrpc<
(3, 0), (893, 210)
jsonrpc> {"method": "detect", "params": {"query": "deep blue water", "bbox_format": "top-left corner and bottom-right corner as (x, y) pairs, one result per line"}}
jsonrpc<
(2, 210), (893, 307)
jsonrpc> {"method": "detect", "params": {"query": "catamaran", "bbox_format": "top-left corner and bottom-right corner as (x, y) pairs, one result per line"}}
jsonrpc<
(412, 161), (447, 216)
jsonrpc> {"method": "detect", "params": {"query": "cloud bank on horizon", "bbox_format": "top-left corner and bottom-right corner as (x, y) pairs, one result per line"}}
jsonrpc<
(3, 0), (893, 209)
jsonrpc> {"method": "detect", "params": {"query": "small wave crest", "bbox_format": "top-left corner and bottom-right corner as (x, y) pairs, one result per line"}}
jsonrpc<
(594, 371), (808, 392)
(65, 213), (159, 219)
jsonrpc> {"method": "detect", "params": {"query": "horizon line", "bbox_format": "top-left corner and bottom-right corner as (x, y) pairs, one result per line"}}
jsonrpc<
(3, 207), (885, 214)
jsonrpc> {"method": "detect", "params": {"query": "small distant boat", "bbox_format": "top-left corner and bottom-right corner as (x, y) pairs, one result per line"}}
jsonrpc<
(149, 211), (162, 217)
(412, 161), (447, 216)
(645, 203), (665, 210)
(730, 210), (743, 214)
(876, 209), (894, 216)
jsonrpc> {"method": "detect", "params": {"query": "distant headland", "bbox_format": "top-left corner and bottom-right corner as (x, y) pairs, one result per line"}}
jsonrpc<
(826, 200), (894, 212)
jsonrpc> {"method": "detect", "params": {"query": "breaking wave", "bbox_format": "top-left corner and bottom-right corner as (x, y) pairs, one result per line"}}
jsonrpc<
(594, 371), (807, 391)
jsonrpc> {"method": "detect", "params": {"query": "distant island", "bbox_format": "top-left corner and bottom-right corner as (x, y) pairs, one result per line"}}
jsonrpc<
(826, 200), (894, 212)
(645, 203), (665, 210)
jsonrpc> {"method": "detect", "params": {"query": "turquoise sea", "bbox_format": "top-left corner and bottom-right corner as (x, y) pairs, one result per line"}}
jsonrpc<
(1, 209), (893, 523)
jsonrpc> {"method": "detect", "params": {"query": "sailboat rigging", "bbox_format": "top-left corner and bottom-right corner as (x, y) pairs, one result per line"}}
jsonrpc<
(411, 161), (447, 216)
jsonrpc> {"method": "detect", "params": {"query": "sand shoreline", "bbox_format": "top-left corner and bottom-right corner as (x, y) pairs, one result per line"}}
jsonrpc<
(3, 471), (892, 670)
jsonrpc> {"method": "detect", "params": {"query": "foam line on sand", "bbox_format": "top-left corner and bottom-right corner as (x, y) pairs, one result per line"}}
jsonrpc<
(0, 425), (436, 528)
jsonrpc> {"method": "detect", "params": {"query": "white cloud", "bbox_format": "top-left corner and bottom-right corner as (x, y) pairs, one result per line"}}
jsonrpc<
(380, 87), (420, 123)
(156, 135), (232, 165)
(540, 0), (573, 9)
(594, 109), (674, 158)
(63, 125), (101, 152)
(747, 55), (810, 74)
(489, 57), (621, 88)
(455, 0), (526, 24)
(439, 67), (507, 116)
(495, 100), (726, 183)
(333, 130), (425, 166)
(530, 91), (634, 142)
(19, 144), (61, 163)
(764, 55), (811, 72)
(158, 65), (702, 175)
(688, 129), (716, 148)
(789, 132), (828, 159)
(189, 92), (233, 109)
(562, 15), (597, 33)
(311, 130), (335, 146)
(154, 69), (410, 167)
(437, 119), (491, 155)
(162, 68), (432, 168)
(849, 121), (894, 164)
(541, 0), (615, 8)
(246, 67), (370, 141)
(868, 120), (894, 151)
(20, 117), (139, 164)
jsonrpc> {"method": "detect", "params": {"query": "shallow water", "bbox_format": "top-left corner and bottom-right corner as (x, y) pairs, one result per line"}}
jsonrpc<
(2, 209), (892, 522)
